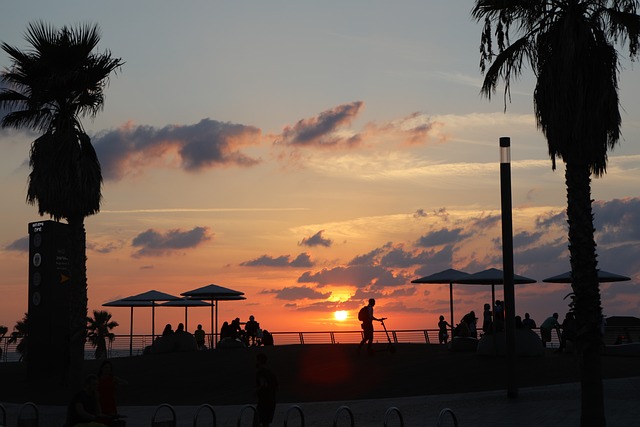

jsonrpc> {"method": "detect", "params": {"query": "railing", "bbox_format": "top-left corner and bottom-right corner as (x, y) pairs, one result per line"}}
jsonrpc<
(2, 326), (636, 362)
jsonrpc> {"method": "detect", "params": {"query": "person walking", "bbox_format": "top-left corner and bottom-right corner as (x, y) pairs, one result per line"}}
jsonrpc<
(255, 353), (278, 427)
(357, 298), (385, 355)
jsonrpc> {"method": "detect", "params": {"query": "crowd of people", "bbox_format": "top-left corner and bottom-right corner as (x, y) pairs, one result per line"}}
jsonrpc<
(438, 301), (580, 353)
(219, 315), (274, 347)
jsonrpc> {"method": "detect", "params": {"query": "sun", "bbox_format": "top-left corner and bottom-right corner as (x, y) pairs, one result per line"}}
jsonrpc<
(334, 310), (348, 321)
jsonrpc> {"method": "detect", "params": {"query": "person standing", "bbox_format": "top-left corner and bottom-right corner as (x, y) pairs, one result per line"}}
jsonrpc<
(438, 315), (452, 344)
(522, 312), (537, 329)
(194, 324), (206, 350)
(540, 312), (561, 348)
(255, 353), (278, 427)
(357, 298), (385, 355)
(245, 315), (260, 346)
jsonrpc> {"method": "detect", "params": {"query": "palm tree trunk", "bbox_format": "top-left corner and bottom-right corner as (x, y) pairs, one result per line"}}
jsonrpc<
(565, 160), (605, 427)
(66, 216), (88, 390)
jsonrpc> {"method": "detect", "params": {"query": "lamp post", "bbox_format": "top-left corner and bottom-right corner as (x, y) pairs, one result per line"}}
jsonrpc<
(500, 136), (517, 398)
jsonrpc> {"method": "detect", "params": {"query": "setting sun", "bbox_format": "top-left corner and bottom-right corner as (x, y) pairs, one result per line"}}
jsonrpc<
(334, 310), (348, 321)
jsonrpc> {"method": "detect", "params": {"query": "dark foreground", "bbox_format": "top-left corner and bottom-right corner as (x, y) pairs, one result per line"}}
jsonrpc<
(2, 344), (639, 406)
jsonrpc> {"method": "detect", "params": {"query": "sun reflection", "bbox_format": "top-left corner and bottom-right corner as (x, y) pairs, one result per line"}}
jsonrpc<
(334, 310), (348, 321)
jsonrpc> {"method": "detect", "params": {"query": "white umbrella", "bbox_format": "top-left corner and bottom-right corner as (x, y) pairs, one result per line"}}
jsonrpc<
(181, 284), (245, 348)
(412, 268), (471, 330)
(159, 298), (212, 331)
(455, 268), (537, 317)
(121, 290), (180, 340)
(542, 269), (631, 283)
(102, 299), (153, 356)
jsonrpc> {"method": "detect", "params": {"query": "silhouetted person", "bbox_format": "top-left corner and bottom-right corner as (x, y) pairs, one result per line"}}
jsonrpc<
(557, 312), (577, 353)
(462, 311), (478, 339)
(515, 315), (524, 329)
(540, 313), (560, 348)
(161, 324), (173, 337)
(358, 298), (385, 355)
(245, 315), (260, 346)
(494, 300), (505, 332)
(66, 374), (107, 427)
(438, 315), (452, 344)
(262, 329), (274, 346)
(97, 360), (127, 425)
(522, 312), (536, 329)
(482, 303), (493, 335)
(255, 353), (278, 427)
(194, 324), (206, 349)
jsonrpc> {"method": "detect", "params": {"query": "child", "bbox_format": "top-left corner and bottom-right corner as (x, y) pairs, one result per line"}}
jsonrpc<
(438, 315), (452, 344)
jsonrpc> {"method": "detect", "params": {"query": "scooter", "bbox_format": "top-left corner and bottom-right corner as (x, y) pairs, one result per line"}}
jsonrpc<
(379, 318), (396, 353)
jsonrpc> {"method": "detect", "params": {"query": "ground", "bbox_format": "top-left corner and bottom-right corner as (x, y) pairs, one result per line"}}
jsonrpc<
(2, 344), (639, 406)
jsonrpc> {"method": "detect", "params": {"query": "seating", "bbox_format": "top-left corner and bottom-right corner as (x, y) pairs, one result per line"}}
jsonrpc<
(17, 402), (39, 427)
(0, 403), (6, 427)
(151, 404), (176, 427)
(476, 329), (544, 356)
(192, 404), (216, 427)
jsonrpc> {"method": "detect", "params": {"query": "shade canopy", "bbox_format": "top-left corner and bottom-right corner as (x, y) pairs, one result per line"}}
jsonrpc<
(455, 268), (537, 321)
(181, 284), (245, 348)
(412, 268), (471, 329)
(542, 270), (631, 283)
(159, 298), (212, 331)
(102, 299), (154, 356)
(120, 290), (180, 340)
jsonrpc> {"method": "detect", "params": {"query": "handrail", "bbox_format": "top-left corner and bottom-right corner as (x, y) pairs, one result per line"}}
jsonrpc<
(2, 325), (614, 361)
(383, 407), (404, 427)
(284, 405), (305, 427)
(333, 406), (354, 427)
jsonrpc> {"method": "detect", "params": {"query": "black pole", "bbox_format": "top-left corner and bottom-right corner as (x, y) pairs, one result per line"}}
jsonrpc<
(500, 136), (517, 398)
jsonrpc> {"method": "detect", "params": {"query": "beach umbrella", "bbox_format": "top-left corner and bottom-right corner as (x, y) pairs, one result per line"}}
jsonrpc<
(542, 269), (631, 283)
(412, 268), (471, 330)
(159, 298), (212, 331)
(181, 284), (245, 348)
(103, 299), (153, 356)
(121, 290), (180, 340)
(455, 268), (537, 318)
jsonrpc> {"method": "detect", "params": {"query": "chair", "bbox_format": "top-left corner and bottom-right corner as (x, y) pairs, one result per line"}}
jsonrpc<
(333, 406), (354, 427)
(192, 404), (216, 427)
(284, 405), (304, 427)
(151, 404), (176, 427)
(17, 402), (39, 427)
(436, 408), (458, 427)
(0, 403), (6, 427)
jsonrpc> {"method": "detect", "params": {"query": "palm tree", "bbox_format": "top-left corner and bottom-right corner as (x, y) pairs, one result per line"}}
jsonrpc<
(471, 1), (640, 425)
(8, 314), (29, 362)
(86, 310), (119, 359)
(0, 325), (7, 361)
(0, 22), (123, 385)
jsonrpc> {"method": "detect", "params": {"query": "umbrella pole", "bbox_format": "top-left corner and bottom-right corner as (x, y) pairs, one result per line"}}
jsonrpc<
(185, 306), (188, 332)
(129, 307), (133, 357)
(210, 303), (214, 349)
(152, 303), (156, 343)
(215, 302), (219, 349)
(449, 282), (454, 333)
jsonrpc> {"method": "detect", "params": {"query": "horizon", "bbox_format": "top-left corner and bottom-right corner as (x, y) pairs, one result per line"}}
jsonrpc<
(1, 2), (640, 336)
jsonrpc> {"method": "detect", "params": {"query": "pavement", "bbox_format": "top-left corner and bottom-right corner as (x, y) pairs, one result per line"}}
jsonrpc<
(3, 376), (639, 427)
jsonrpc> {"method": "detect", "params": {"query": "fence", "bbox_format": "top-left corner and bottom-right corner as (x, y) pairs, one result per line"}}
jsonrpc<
(0, 326), (591, 362)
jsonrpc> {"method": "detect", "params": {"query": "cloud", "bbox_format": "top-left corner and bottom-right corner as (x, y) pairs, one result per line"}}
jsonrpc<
(240, 252), (313, 268)
(415, 227), (469, 247)
(299, 230), (332, 247)
(297, 264), (410, 288)
(276, 101), (364, 148)
(5, 236), (28, 252)
(261, 286), (331, 301)
(93, 118), (261, 180)
(131, 226), (212, 257)
(594, 198), (640, 244)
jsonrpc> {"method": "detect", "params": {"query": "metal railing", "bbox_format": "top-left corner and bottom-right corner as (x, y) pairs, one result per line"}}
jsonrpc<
(3, 326), (636, 362)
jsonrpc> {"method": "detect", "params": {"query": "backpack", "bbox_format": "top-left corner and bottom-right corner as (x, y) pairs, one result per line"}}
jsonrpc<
(358, 306), (369, 322)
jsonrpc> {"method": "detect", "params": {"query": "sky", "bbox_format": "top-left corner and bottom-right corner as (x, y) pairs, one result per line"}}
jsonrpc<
(1, 1), (640, 338)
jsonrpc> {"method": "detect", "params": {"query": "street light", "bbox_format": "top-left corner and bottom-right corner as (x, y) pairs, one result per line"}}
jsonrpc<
(500, 136), (517, 398)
